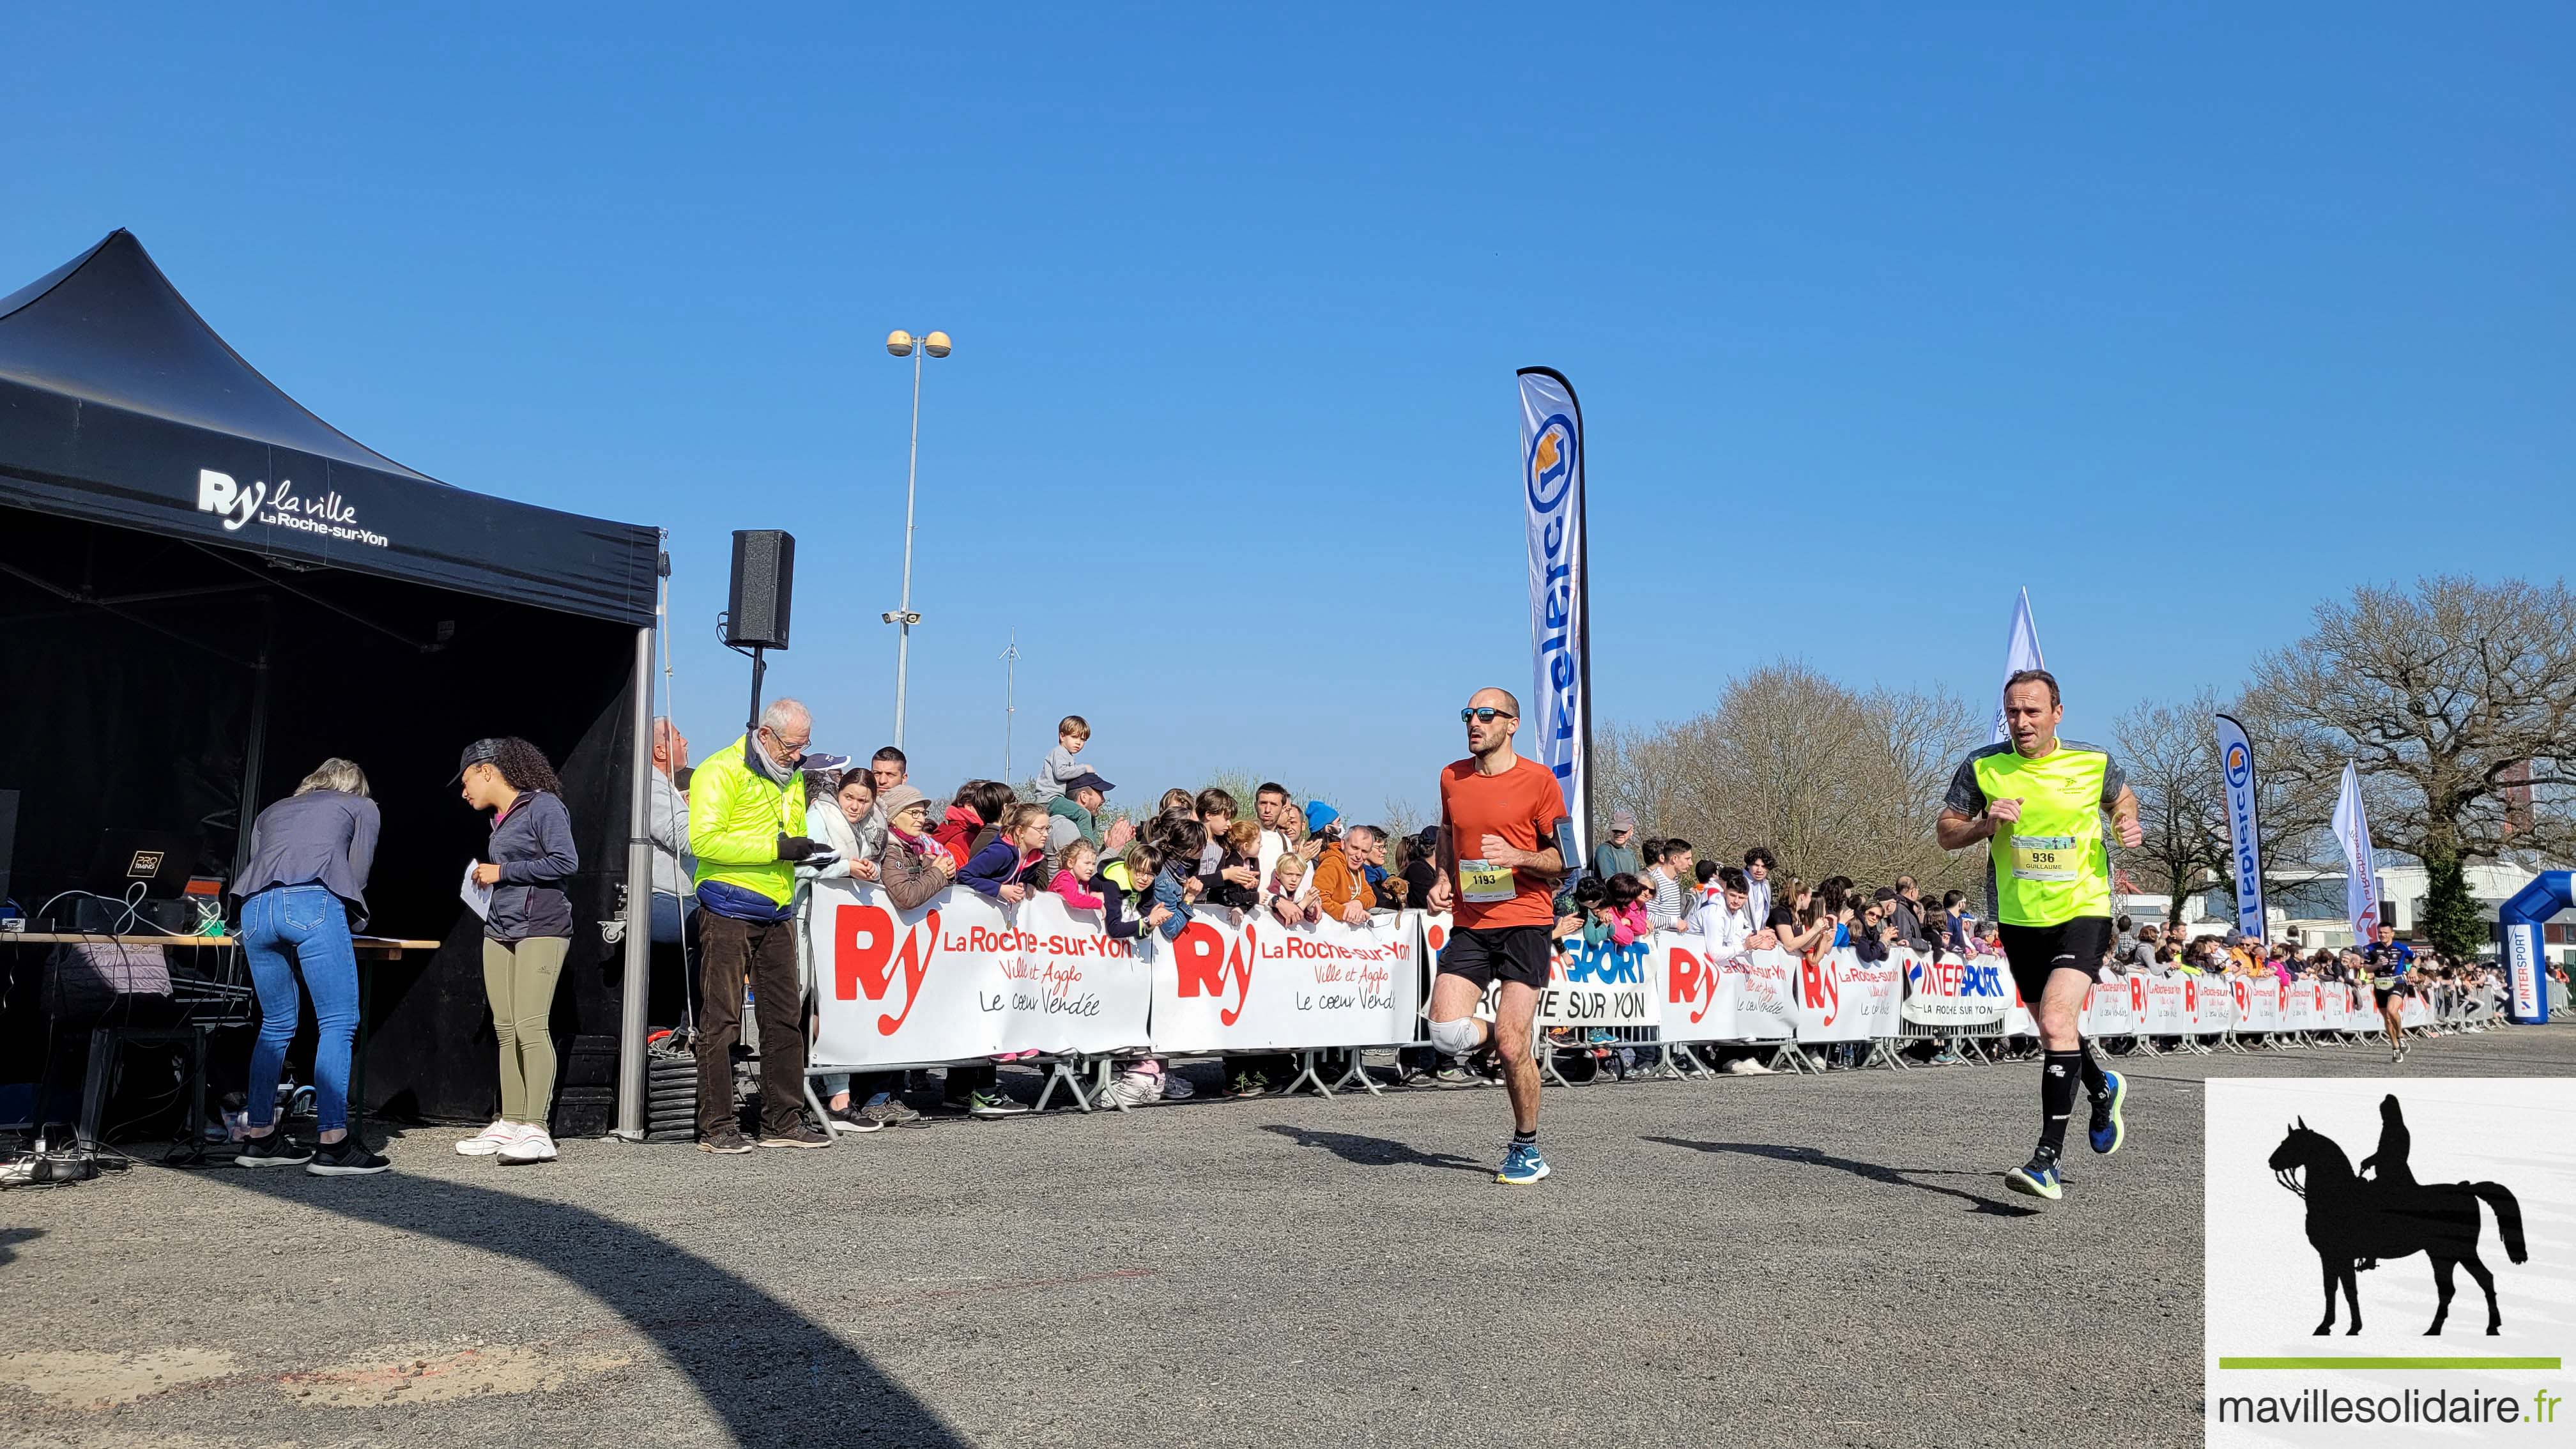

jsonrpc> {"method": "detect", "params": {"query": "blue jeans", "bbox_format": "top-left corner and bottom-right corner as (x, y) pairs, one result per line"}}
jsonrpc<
(241, 884), (360, 1134)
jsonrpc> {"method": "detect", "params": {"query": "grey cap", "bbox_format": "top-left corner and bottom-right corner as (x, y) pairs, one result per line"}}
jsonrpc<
(449, 737), (503, 785)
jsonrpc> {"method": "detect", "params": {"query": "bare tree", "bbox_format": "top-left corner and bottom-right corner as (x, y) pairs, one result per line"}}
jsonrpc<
(2113, 693), (2228, 926)
(1597, 660), (1981, 894)
(2247, 575), (2576, 957)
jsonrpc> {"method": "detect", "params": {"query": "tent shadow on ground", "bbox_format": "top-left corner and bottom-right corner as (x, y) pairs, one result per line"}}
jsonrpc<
(1643, 1137), (2039, 1217)
(1260, 1124), (1489, 1174)
(202, 1158), (966, 1447)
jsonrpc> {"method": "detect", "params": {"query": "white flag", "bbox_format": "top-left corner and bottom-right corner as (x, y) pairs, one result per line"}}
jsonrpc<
(1519, 367), (1589, 860)
(1993, 587), (2044, 743)
(2330, 762), (2380, 941)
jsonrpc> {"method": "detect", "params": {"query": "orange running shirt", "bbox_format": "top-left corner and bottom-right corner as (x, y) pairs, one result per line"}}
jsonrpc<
(1438, 756), (1570, 930)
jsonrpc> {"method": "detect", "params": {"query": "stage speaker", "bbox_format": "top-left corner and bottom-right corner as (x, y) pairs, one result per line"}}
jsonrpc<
(725, 530), (795, 650)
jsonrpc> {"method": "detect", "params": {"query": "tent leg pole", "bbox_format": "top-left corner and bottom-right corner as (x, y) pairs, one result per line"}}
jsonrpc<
(227, 600), (275, 887)
(615, 625), (655, 1141)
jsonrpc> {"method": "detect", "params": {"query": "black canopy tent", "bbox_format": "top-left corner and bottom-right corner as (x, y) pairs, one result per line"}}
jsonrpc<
(0, 230), (664, 1136)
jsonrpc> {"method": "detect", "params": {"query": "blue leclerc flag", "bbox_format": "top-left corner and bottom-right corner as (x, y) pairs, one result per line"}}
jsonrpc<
(1518, 367), (1590, 862)
(1993, 588), (2044, 744)
(2212, 712), (2266, 937)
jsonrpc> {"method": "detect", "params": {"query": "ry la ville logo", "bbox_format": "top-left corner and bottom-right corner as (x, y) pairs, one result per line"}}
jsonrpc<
(197, 468), (388, 548)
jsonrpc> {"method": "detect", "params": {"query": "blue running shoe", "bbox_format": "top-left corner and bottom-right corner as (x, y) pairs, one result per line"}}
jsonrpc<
(1496, 1140), (1551, 1185)
(2004, 1149), (2063, 1202)
(2088, 1070), (2126, 1155)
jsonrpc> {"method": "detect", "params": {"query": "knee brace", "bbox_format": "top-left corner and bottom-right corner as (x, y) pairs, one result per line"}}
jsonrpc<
(1428, 1015), (1483, 1060)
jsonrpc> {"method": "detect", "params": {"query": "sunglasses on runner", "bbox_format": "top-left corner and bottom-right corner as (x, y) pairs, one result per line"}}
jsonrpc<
(1459, 707), (1517, 723)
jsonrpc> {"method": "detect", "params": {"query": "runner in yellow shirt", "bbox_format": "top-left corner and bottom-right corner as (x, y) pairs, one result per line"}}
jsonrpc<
(1938, 668), (2145, 1202)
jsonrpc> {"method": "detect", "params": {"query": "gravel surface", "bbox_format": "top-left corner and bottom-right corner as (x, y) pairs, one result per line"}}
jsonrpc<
(5, 1025), (2569, 1448)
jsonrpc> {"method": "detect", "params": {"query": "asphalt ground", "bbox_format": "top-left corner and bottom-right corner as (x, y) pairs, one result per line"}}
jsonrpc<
(5, 1024), (2571, 1448)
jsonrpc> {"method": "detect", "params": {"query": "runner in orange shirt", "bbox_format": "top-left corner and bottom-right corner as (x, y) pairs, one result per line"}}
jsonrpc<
(1423, 686), (1569, 1184)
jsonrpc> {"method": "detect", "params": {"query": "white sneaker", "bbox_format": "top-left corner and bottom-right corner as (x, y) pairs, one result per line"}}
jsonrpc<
(1721, 1057), (1758, 1075)
(456, 1121), (518, 1156)
(498, 1128), (557, 1164)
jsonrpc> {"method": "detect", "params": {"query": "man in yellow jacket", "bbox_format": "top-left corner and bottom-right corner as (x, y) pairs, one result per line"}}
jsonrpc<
(689, 698), (829, 1153)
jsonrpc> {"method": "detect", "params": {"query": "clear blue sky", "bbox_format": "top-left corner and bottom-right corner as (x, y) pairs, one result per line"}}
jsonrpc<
(7, 6), (2568, 817)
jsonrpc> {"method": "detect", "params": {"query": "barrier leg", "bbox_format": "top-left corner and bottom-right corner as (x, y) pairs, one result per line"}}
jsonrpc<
(1032, 1055), (1096, 1114)
(1648, 1043), (1692, 1081)
(1763, 1041), (1818, 1075)
(1330, 1050), (1386, 1097)
(801, 1071), (835, 1147)
(1282, 1050), (1336, 1098)
(1862, 1038), (1908, 1071)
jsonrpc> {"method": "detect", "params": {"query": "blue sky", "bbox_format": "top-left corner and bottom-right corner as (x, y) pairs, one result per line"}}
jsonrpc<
(6, 5), (2568, 817)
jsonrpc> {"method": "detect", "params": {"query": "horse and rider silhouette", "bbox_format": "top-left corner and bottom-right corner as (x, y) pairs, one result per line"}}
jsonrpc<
(2267, 1095), (2527, 1337)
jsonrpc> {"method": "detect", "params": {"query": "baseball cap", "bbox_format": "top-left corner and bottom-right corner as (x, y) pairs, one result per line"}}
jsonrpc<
(1061, 771), (1116, 796)
(449, 737), (502, 785)
(1871, 886), (1899, 904)
(1611, 808), (1637, 832)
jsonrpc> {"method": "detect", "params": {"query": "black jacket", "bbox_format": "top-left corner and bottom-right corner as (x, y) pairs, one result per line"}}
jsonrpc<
(486, 790), (578, 942)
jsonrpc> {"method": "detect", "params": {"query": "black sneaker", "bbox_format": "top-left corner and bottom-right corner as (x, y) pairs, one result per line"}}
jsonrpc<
(234, 1130), (312, 1169)
(760, 1123), (832, 1149)
(825, 1105), (883, 1135)
(307, 1138), (390, 1176)
(698, 1127), (753, 1155)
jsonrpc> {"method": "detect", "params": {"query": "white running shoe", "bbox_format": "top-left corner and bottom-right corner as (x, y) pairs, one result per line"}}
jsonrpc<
(456, 1121), (518, 1156)
(498, 1128), (558, 1164)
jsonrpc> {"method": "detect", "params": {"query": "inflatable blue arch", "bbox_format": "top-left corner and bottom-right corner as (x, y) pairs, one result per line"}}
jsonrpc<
(2496, 871), (2568, 1024)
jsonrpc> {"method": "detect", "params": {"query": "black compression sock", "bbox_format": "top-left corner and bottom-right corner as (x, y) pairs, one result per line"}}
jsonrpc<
(1511, 1128), (1537, 1146)
(2039, 1050), (2080, 1156)
(2076, 1038), (2108, 1097)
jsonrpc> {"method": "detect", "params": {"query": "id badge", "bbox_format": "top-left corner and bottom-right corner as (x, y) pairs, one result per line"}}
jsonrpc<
(2007, 834), (2078, 883)
(1458, 859), (1515, 903)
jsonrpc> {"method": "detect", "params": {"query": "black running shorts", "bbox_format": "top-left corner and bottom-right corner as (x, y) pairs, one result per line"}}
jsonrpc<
(2374, 980), (2411, 1009)
(1995, 917), (2113, 1006)
(1439, 924), (1554, 991)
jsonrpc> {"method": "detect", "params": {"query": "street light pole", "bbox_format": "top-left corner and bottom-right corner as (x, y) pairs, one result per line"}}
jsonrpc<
(881, 328), (950, 747)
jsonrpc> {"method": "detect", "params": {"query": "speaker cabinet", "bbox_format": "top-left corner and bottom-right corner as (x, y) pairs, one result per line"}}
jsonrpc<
(725, 530), (795, 650)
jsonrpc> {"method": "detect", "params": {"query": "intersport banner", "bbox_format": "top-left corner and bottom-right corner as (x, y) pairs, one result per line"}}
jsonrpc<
(1146, 904), (1417, 1053)
(1538, 937), (1659, 1031)
(1899, 950), (2011, 1028)
(2212, 712), (2266, 937)
(808, 880), (1153, 1068)
(1518, 367), (1590, 859)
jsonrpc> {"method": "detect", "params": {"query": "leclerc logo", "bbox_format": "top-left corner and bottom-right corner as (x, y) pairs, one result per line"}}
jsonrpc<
(1525, 415), (1575, 512)
(2227, 742), (2250, 788)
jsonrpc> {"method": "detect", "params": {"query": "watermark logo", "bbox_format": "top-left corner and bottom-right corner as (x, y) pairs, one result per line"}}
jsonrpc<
(195, 468), (388, 548)
(2207, 1078), (2572, 1445)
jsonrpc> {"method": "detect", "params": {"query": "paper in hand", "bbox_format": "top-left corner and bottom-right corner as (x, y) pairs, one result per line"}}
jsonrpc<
(461, 861), (493, 921)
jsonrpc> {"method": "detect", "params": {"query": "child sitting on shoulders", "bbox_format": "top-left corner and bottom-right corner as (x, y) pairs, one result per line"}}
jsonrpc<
(1032, 715), (1091, 802)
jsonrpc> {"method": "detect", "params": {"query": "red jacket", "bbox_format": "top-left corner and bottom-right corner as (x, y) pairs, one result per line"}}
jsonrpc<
(931, 804), (983, 870)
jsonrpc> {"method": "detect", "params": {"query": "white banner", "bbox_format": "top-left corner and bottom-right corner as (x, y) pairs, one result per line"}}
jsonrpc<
(2281, 978), (2319, 1031)
(1147, 907), (1416, 1054)
(1786, 949), (1905, 1042)
(1537, 937), (1659, 1031)
(1899, 949), (2011, 1027)
(808, 880), (1153, 1068)
(2188, 973), (2234, 1036)
(1519, 367), (1590, 860)
(2330, 761), (2381, 941)
(2080, 972), (2138, 1036)
(1417, 912), (1496, 1023)
(2140, 972), (2188, 1034)
(2212, 712), (2266, 937)
(2232, 975), (2281, 1034)
(1654, 935), (1795, 1042)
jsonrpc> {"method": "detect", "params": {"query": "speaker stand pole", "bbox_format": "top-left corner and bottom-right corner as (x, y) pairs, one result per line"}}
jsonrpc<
(743, 645), (768, 770)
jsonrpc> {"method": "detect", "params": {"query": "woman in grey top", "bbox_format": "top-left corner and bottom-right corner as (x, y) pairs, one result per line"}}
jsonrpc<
(230, 758), (388, 1176)
(451, 737), (579, 1165)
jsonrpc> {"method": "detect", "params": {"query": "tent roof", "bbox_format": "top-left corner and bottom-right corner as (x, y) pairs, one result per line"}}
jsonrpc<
(0, 230), (657, 626)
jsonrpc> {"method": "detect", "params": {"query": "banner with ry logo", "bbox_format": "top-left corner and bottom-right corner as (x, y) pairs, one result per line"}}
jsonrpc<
(2140, 972), (2188, 1034)
(1654, 935), (1795, 1043)
(2187, 973), (2234, 1035)
(1784, 949), (1904, 1043)
(808, 881), (1153, 1068)
(1414, 912), (1496, 1023)
(1147, 907), (1416, 1053)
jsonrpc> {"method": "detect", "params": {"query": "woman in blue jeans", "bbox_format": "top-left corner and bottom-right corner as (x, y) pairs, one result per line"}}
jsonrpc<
(230, 758), (388, 1176)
